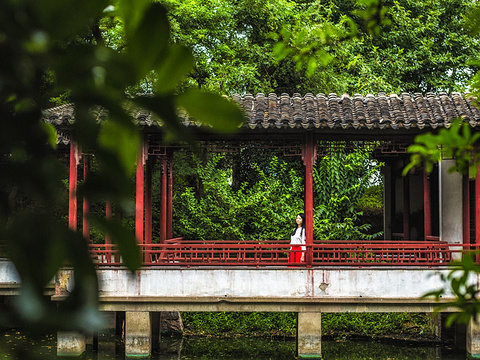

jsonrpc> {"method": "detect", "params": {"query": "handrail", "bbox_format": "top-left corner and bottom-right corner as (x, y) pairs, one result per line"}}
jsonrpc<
(88, 240), (467, 268)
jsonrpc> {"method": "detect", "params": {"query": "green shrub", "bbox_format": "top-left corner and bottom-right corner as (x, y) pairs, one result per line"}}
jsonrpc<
(181, 312), (435, 339)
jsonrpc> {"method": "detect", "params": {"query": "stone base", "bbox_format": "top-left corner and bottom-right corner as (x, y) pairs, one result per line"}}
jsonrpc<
(467, 318), (480, 358)
(57, 331), (86, 356)
(297, 312), (322, 359)
(125, 311), (151, 358)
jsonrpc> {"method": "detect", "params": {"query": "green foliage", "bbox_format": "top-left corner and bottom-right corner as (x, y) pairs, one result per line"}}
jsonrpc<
(422, 252), (480, 327)
(174, 154), (303, 240)
(0, 0), (243, 333)
(173, 143), (382, 241)
(405, 118), (480, 177)
(181, 311), (435, 339)
(356, 185), (383, 211)
(313, 143), (383, 240)
(322, 312), (435, 338)
(182, 312), (296, 337)
(273, 0), (480, 94)
(151, 0), (480, 95)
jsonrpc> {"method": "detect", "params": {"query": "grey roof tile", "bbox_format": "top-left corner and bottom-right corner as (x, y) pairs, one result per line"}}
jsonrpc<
(43, 93), (480, 135)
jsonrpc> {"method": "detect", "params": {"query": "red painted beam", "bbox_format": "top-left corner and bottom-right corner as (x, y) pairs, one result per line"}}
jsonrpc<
(135, 142), (145, 244)
(68, 140), (78, 230)
(423, 168), (431, 241)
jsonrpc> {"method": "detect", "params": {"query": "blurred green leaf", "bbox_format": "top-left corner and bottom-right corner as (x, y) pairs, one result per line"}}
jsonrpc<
(127, 2), (170, 78)
(98, 120), (140, 177)
(41, 122), (57, 149)
(177, 90), (244, 132)
(155, 45), (195, 94)
(29, 0), (109, 40)
(89, 216), (141, 272)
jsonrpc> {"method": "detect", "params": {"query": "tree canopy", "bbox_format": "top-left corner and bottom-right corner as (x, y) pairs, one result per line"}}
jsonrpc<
(153, 0), (480, 95)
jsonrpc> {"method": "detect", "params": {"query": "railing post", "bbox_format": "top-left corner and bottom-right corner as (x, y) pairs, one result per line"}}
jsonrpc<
(303, 132), (316, 267)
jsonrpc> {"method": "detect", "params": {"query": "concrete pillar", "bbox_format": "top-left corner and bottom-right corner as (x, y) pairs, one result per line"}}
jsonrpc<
(297, 312), (321, 359)
(467, 318), (480, 357)
(430, 313), (442, 341)
(57, 331), (86, 356)
(439, 159), (463, 248)
(125, 311), (151, 358)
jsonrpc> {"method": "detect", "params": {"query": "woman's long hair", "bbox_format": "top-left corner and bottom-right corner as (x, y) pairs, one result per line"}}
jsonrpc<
(291, 213), (306, 237)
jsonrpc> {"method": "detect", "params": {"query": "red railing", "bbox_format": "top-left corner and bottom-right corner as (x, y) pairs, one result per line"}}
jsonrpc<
(89, 240), (462, 267)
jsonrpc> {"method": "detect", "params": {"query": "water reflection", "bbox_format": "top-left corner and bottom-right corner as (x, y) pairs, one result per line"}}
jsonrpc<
(93, 335), (466, 360)
(0, 330), (468, 360)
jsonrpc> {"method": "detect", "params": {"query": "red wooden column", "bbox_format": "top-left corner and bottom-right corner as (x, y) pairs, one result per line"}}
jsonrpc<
(167, 152), (173, 239)
(105, 201), (112, 262)
(302, 133), (316, 267)
(403, 172), (410, 240)
(160, 156), (168, 243)
(135, 140), (146, 245)
(82, 156), (90, 241)
(105, 201), (112, 243)
(68, 140), (80, 230)
(476, 166), (480, 250)
(145, 156), (153, 246)
(423, 168), (431, 241)
(463, 175), (470, 245)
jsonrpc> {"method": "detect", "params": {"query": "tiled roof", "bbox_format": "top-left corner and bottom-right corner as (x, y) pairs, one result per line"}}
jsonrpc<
(43, 92), (480, 133)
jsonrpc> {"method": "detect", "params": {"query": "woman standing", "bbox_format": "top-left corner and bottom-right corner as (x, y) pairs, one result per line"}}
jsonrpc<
(289, 213), (306, 263)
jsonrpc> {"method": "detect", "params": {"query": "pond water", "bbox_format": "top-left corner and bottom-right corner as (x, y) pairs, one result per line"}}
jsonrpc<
(0, 330), (467, 360)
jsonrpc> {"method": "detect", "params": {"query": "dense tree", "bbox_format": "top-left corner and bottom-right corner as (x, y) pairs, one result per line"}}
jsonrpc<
(156, 0), (480, 95)
(172, 145), (381, 241)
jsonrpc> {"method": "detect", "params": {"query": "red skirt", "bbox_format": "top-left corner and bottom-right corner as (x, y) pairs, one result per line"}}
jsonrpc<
(289, 245), (304, 263)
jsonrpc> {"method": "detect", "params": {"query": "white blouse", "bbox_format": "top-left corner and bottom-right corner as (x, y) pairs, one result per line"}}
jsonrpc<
(290, 227), (306, 251)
